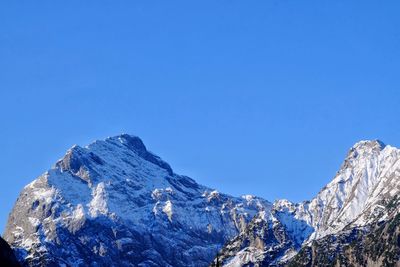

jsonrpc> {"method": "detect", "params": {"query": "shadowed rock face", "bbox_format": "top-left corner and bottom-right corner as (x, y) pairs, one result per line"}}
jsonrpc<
(0, 237), (20, 267)
(210, 212), (303, 267)
(118, 134), (173, 175)
(287, 202), (400, 267)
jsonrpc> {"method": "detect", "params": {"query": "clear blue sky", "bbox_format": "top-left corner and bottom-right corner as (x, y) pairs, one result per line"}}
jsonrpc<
(1, 1), (400, 232)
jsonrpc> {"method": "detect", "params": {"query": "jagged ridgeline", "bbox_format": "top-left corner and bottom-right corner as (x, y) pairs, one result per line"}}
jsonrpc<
(3, 135), (400, 266)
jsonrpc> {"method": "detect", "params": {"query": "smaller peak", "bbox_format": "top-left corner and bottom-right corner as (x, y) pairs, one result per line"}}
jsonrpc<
(340, 140), (386, 170)
(351, 139), (385, 151)
(68, 144), (85, 153)
(273, 199), (294, 207)
(55, 145), (85, 173)
(241, 194), (255, 202)
(273, 199), (296, 213)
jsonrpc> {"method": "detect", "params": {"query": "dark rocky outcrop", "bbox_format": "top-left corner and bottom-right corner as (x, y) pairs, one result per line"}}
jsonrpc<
(287, 197), (400, 267)
(0, 237), (20, 267)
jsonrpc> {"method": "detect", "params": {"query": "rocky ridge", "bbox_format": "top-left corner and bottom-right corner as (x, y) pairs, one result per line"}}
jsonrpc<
(212, 140), (400, 266)
(3, 136), (400, 266)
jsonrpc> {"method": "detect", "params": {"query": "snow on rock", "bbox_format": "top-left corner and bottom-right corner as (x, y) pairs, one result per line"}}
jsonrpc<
(204, 190), (220, 202)
(89, 182), (109, 217)
(214, 139), (400, 266)
(296, 139), (400, 240)
(4, 136), (400, 267)
(162, 200), (173, 222)
(4, 134), (270, 267)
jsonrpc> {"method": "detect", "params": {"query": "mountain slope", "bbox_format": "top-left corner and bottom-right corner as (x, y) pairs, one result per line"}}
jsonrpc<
(4, 134), (270, 266)
(4, 136), (400, 266)
(287, 195), (400, 267)
(209, 208), (312, 267)
(213, 140), (400, 266)
(302, 140), (400, 239)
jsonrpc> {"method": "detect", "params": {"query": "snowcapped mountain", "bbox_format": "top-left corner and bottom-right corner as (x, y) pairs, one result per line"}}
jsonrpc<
(4, 134), (271, 266)
(3, 135), (400, 266)
(301, 140), (400, 239)
(212, 140), (400, 266)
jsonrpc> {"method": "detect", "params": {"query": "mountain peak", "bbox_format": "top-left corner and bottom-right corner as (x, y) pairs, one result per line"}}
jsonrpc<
(107, 134), (147, 153)
(351, 139), (385, 151)
(108, 134), (174, 175)
(6, 134), (268, 267)
(55, 134), (173, 177)
(5, 135), (400, 267)
(343, 139), (386, 161)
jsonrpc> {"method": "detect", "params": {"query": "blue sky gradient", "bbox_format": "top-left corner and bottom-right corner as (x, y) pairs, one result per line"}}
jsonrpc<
(1, 1), (400, 231)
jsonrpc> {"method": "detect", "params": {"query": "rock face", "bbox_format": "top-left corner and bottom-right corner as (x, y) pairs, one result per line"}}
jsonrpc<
(0, 236), (20, 267)
(287, 196), (400, 267)
(4, 136), (400, 266)
(4, 134), (271, 266)
(212, 140), (400, 266)
(290, 223), (400, 267)
(209, 209), (311, 267)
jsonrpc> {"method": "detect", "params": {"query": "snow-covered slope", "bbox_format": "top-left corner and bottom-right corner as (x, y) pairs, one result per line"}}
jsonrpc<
(4, 134), (271, 266)
(213, 140), (400, 266)
(210, 208), (313, 267)
(288, 195), (400, 266)
(4, 136), (400, 266)
(300, 140), (400, 239)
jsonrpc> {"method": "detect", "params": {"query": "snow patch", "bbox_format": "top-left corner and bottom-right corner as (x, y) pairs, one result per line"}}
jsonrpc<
(88, 182), (108, 217)
(163, 200), (173, 222)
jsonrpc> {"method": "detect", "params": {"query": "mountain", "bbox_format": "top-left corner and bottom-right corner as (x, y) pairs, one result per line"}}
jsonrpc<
(211, 140), (400, 266)
(4, 134), (271, 266)
(3, 135), (400, 266)
(287, 206), (400, 267)
(209, 207), (312, 267)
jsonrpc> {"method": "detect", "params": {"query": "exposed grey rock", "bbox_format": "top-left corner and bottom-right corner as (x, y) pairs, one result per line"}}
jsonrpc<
(213, 140), (400, 266)
(287, 196), (400, 267)
(4, 134), (270, 266)
(4, 136), (400, 267)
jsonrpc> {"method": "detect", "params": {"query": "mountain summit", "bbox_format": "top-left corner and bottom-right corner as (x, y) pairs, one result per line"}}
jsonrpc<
(4, 135), (400, 266)
(4, 134), (269, 266)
